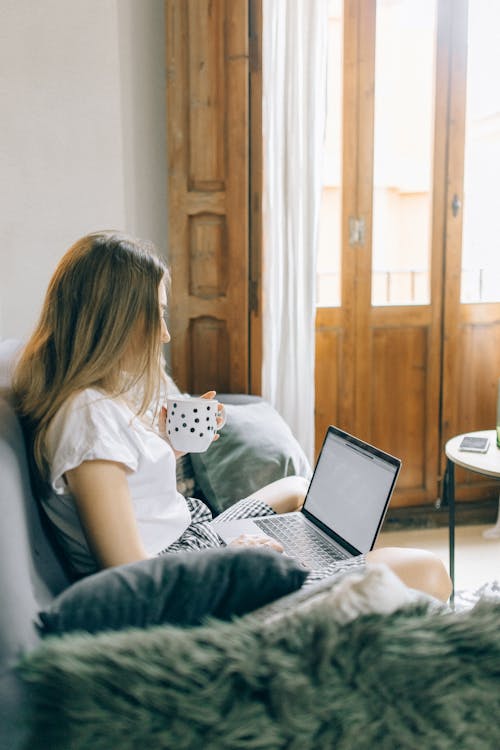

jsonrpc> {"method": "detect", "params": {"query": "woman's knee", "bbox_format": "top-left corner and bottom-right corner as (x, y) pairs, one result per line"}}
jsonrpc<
(414, 551), (452, 602)
(283, 475), (309, 510)
(261, 475), (309, 514)
(366, 546), (452, 602)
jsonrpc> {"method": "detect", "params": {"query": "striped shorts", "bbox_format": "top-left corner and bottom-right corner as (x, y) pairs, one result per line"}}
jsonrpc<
(161, 496), (366, 587)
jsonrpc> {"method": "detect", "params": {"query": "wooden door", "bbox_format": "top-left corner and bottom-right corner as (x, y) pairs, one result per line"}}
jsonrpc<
(441, 0), (500, 501)
(166, 0), (252, 395)
(316, 0), (446, 507)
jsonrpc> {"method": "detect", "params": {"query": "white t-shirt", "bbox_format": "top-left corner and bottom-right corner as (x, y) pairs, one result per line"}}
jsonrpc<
(43, 388), (191, 575)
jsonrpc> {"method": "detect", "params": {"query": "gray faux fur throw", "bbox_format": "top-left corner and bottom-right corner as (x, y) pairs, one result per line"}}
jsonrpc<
(18, 568), (500, 750)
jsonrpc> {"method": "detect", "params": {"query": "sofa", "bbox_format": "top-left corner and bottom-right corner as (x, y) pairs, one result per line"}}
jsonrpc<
(1, 343), (500, 749)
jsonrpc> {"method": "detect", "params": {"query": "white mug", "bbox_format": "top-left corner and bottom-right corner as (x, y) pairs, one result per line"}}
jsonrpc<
(166, 395), (219, 453)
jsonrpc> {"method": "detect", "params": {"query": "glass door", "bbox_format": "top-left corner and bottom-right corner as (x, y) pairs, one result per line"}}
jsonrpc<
(441, 0), (500, 502)
(371, 0), (437, 308)
(315, 0), (446, 507)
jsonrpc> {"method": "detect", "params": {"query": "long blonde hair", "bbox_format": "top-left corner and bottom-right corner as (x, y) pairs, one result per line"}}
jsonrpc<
(13, 231), (168, 480)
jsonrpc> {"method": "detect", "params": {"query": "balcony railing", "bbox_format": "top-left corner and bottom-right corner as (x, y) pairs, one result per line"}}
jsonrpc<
(316, 267), (500, 307)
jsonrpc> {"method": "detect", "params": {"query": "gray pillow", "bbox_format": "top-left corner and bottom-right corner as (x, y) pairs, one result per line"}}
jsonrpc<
(191, 401), (312, 514)
(38, 546), (307, 635)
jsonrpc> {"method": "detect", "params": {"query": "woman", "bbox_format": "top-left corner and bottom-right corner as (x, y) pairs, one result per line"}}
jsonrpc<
(13, 231), (451, 601)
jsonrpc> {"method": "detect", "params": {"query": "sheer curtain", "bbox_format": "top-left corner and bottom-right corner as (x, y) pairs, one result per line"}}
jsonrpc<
(261, 0), (328, 462)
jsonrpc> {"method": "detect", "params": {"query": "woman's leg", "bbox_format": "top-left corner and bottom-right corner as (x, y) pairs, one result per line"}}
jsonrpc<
(244, 476), (309, 514)
(366, 546), (452, 602)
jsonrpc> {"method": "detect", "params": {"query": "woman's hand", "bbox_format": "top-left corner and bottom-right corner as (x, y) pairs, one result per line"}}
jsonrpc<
(228, 533), (284, 553)
(200, 390), (226, 442)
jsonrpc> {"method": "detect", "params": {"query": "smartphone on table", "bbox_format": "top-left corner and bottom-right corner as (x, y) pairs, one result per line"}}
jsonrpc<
(458, 436), (490, 453)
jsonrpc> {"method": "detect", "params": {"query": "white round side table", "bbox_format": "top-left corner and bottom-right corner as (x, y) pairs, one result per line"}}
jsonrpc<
(444, 429), (500, 603)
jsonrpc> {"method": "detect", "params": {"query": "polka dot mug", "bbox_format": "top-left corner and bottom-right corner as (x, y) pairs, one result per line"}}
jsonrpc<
(166, 395), (219, 452)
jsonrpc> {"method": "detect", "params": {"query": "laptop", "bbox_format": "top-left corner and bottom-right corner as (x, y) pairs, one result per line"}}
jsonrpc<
(211, 425), (401, 568)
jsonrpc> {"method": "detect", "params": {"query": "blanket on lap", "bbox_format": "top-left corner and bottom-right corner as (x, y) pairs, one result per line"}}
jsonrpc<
(18, 567), (500, 750)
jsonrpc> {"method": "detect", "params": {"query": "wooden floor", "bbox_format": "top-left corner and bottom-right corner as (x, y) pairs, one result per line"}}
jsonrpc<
(377, 522), (500, 593)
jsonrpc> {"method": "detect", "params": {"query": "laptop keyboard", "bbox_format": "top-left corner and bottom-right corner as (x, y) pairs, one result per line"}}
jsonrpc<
(254, 515), (348, 569)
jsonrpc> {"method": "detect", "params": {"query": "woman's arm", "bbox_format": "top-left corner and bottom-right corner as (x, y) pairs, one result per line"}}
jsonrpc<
(65, 460), (149, 569)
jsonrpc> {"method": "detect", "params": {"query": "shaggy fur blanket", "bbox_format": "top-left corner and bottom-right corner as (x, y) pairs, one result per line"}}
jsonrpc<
(18, 568), (500, 750)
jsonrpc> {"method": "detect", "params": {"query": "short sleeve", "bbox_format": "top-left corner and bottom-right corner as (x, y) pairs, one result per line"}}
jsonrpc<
(45, 389), (141, 494)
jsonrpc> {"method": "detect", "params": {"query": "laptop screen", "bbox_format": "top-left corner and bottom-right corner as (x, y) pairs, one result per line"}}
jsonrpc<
(303, 426), (401, 554)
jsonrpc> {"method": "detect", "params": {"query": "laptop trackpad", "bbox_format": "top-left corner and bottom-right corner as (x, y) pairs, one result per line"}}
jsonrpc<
(211, 518), (268, 544)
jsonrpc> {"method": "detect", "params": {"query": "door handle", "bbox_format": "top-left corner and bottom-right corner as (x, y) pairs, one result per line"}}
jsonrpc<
(451, 194), (461, 217)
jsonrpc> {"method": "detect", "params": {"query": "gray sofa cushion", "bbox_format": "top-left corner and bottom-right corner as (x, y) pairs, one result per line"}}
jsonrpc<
(0, 398), (71, 670)
(0, 396), (72, 750)
(0, 338), (22, 390)
(191, 400), (312, 513)
(175, 394), (270, 499)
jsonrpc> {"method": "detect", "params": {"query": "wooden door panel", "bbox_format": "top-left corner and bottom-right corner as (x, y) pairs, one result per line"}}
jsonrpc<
(188, 213), (228, 298)
(188, 316), (230, 394)
(187, 0), (226, 191)
(370, 326), (427, 491)
(456, 320), (500, 434)
(449, 317), (500, 498)
(166, 0), (249, 394)
(315, 320), (343, 451)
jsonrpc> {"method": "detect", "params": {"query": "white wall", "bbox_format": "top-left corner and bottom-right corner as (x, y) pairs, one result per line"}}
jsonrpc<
(0, 0), (168, 339)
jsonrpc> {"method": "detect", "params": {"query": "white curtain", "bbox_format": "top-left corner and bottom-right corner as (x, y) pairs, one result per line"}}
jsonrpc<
(262, 0), (328, 463)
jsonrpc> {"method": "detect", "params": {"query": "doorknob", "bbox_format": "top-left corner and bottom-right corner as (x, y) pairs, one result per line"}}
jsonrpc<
(451, 194), (461, 217)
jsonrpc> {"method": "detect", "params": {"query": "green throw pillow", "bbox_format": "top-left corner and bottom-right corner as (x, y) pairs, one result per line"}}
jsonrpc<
(191, 401), (312, 514)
